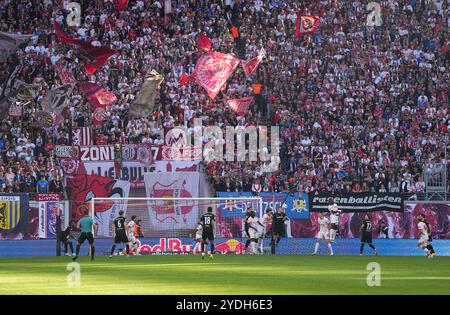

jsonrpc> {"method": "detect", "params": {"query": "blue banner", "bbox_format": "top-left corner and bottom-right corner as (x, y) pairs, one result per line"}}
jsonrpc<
(217, 192), (310, 219)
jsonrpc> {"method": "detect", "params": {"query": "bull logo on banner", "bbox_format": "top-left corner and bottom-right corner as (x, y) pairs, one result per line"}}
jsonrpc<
(150, 179), (195, 224)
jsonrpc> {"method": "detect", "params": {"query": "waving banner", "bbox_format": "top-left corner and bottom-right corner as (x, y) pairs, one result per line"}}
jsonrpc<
(309, 193), (404, 213)
(55, 62), (77, 84)
(241, 48), (265, 78)
(295, 14), (320, 37)
(197, 32), (212, 51)
(41, 84), (74, 118)
(191, 51), (240, 99)
(226, 97), (253, 116)
(79, 82), (116, 125)
(130, 70), (164, 117)
(54, 22), (117, 75)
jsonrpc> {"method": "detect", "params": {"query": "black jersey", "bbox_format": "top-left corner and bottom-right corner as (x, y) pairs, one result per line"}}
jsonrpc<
(200, 213), (216, 229)
(272, 212), (287, 229)
(113, 217), (127, 233)
(362, 219), (373, 234)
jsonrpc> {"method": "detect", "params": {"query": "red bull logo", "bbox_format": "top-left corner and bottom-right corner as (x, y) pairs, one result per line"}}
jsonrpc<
(215, 239), (253, 254)
(136, 238), (193, 254)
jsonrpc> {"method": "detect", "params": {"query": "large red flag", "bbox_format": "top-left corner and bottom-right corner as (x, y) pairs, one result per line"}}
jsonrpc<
(241, 48), (266, 78)
(79, 82), (116, 125)
(54, 22), (117, 75)
(295, 14), (320, 37)
(55, 62), (77, 84)
(197, 32), (212, 51)
(226, 97), (253, 116)
(191, 51), (240, 99)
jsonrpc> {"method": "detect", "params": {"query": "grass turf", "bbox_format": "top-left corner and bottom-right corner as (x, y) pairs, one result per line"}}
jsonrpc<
(0, 255), (449, 295)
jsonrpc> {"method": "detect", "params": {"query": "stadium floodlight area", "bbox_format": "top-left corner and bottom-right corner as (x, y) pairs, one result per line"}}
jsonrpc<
(91, 197), (263, 239)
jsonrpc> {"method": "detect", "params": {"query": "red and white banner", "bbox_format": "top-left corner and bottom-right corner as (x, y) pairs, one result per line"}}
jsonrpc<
(226, 97), (253, 116)
(144, 172), (200, 230)
(68, 174), (131, 236)
(72, 127), (93, 146)
(191, 51), (240, 99)
(79, 82), (116, 125)
(35, 193), (62, 201)
(55, 62), (77, 84)
(295, 14), (320, 37)
(241, 48), (266, 78)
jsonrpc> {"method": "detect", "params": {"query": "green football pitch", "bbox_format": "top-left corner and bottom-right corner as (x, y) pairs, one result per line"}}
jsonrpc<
(0, 255), (449, 295)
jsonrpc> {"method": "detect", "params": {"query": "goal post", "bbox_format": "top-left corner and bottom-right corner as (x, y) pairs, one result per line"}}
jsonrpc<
(90, 197), (264, 241)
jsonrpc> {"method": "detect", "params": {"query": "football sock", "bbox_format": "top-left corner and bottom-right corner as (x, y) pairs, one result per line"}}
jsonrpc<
(201, 242), (205, 253)
(245, 239), (251, 249)
(90, 246), (95, 259)
(314, 242), (319, 253)
(210, 244), (215, 254)
(360, 243), (365, 254)
(69, 242), (74, 253)
(64, 242), (68, 253)
(327, 243), (333, 255)
(369, 243), (376, 251)
(426, 244), (435, 254)
(271, 239), (275, 254)
(126, 244), (130, 255)
(111, 245), (116, 255)
(75, 244), (80, 256)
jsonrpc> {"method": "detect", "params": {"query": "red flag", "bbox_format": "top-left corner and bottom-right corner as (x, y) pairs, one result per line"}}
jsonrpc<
(197, 32), (212, 51)
(54, 22), (117, 75)
(79, 82), (116, 125)
(241, 48), (266, 78)
(115, 0), (128, 10)
(295, 14), (320, 37)
(191, 51), (240, 99)
(226, 97), (253, 116)
(179, 74), (193, 86)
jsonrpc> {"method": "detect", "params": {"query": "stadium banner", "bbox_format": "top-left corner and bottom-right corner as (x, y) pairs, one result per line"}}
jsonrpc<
(36, 193), (62, 202)
(38, 200), (59, 239)
(217, 192), (310, 219)
(130, 70), (164, 117)
(309, 193), (404, 213)
(68, 174), (131, 237)
(143, 172), (200, 231)
(0, 193), (30, 239)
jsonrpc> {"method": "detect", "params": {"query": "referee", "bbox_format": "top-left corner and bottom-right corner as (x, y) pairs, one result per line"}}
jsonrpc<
(73, 210), (98, 261)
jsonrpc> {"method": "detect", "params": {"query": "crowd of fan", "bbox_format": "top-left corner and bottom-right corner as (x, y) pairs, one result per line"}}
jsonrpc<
(0, 0), (449, 196)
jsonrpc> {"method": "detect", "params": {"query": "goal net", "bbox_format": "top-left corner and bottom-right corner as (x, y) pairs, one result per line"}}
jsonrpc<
(90, 197), (263, 240)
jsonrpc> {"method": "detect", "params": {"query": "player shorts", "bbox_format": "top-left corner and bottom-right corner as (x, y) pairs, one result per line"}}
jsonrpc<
(128, 235), (137, 244)
(330, 223), (339, 230)
(272, 226), (284, 236)
(361, 233), (372, 243)
(114, 231), (129, 244)
(316, 230), (330, 240)
(248, 228), (259, 239)
(418, 235), (429, 246)
(78, 232), (94, 245)
(202, 229), (214, 241)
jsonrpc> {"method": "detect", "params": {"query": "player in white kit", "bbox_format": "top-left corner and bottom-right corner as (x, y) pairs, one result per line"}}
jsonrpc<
(328, 199), (341, 243)
(417, 214), (436, 258)
(193, 223), (203, 254)
(127, 215), (138, 254)
(312, 212), (334, 255)
(246, 210), (264, 254)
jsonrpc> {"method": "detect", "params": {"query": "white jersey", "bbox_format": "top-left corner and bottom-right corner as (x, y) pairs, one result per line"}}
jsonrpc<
(318, 217), (330, 233)
(262, 213), (272, 226)
(247, 217), (261, 238)
(418, 221), (428, 238)
(195, 224), (203, 240)
(328, 203), (340, 224)
(127, 221), (136, 237)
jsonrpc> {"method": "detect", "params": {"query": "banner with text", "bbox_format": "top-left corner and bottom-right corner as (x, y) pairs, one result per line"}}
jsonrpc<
(309, 193), (404, 213)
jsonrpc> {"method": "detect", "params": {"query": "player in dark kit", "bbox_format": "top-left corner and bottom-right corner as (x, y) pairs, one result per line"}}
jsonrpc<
(243, 207), (252, 254)
(200, 207), (216, 260)
(360, 214), (378, 256)
(58, 225), (75, 256)
(271, 205), (289, 254)
(109, 210), (131, 258)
